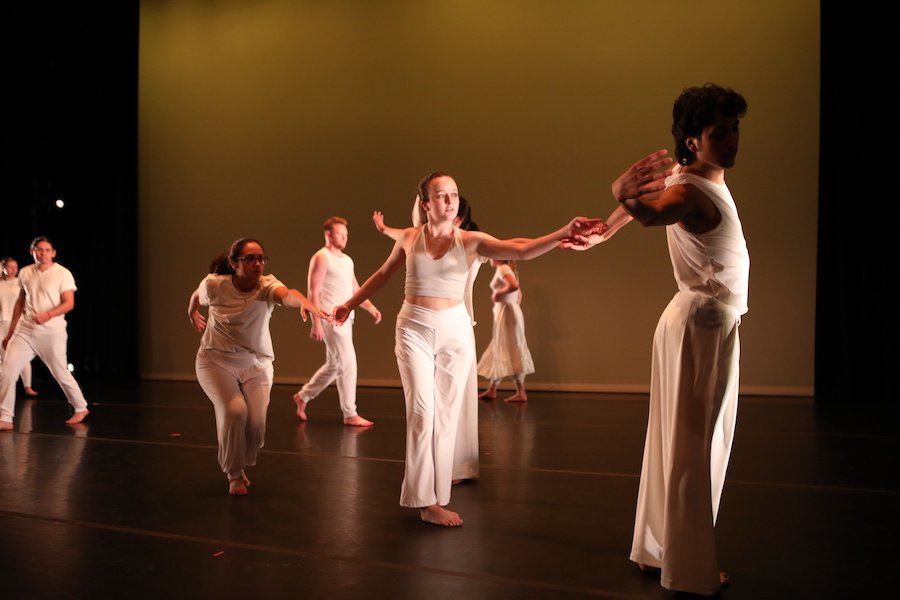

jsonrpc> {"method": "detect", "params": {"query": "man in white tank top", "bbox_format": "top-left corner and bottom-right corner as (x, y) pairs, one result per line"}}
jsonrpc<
(293, 217), (380, 427)
(574, 85), (748, 596)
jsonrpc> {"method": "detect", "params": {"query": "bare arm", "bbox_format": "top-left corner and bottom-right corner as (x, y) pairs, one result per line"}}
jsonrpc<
(354, 275), (382, 324)
(468, 217), (603, 261)
(187, 286), (206, 332)
(273, 286), (328, 321)
(373, 211), (404, 242)
(332, 235), (408, 325)
(491, 272), (519, 302)
(307, 253), (328, 341)
(611, 149), (704, 228)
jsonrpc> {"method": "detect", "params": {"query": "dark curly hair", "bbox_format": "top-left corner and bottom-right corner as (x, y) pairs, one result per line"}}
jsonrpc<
(672, 83), (747, 166)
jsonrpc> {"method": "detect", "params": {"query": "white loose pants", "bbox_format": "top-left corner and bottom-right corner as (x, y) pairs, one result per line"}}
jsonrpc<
(630, 291), (741, 596)
(395, 302), (474, 508)
(195, 349), (273, 480)
(300, 319), (359, 418)
(0, 325), (86, 423)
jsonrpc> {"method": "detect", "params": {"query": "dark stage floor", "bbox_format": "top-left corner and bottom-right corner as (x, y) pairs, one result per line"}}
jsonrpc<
(0, 381), (896, 599)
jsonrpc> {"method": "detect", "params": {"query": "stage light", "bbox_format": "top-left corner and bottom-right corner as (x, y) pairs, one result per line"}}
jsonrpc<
(56, 198), (66, 209)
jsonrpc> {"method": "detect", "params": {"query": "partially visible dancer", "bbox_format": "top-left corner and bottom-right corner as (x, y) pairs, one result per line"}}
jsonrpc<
(576, 84), (749, 596)
(340, 173), (601, 527)
(374, 196), (484, 482)
(476, 259), (533, 402)
(188, 238), (327, 495)
(0, 238), (89, 431)
(293, 217), (380, 427)
(0, 258), (37, 398)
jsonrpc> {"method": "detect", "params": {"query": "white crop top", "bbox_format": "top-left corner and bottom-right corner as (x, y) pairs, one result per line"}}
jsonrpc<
(404, 227), (469, 300)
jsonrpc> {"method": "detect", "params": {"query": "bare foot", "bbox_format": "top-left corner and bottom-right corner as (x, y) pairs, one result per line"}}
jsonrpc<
(25, 387), (38, 397)
(343, 415), (374, 427)
(420, 505), (463, 527)
(477, 389), (496, 400)
(720, 572), (730, 588)
(229, 474), (251, 496)
(504, 393), (528, 402)
(0, 420), (13, 432)
(638, 564), (660, 573)
(293, 392), (308, 420)
(66, 409), (89, 424)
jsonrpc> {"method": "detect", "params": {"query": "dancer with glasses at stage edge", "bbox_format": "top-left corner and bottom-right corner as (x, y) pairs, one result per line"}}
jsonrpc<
(334, 172), (602, 526)
(188, 238), (327, 495)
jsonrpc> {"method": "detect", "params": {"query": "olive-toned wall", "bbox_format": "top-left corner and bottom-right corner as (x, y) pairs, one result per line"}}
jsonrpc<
(139, 0), (819, 395)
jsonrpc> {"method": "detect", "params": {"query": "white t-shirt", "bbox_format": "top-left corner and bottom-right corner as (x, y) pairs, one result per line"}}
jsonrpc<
(198, 273), (285, 360)
(0, 278), (22, 322)
(17, 263), (77, 332)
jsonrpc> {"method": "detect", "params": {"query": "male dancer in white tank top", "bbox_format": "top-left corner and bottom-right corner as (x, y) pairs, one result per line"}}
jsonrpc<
(568, 84), (749, 596)
(294, 217), (380, 427)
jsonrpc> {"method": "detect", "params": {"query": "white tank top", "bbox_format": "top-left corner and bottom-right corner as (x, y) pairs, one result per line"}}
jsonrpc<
(404, 227), (469, 300)
(665, 172), (750, 314)
(315, 248), (355, 313)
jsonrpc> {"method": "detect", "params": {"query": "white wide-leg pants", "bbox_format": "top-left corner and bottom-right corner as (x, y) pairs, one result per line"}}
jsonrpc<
(395, 302), (474, 508)
(630, 291), (741, 596)
(196, 349), (273, 480)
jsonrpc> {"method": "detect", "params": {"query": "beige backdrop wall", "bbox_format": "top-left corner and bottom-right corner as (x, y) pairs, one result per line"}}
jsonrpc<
(139, 0), (819, 396)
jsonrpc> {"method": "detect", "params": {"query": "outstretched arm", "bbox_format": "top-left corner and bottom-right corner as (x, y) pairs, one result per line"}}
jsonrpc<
(274, 286), (329, 322)
(469, 217), (603, 261)
(559, 205), (634, 250)
(373, 211), (404, 242)
(332, 235), (408, 325)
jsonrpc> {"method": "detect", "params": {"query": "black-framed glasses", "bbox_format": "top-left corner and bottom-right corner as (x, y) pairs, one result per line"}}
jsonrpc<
(235, 254), (269, 265)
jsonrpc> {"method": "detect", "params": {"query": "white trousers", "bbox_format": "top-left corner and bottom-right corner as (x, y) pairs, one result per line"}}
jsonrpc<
(630, 291), (741, 596)
(0, 325), (87, 423)
(0, 321), (32, 389)
(195, 349), (273, 480)
(300, 319), (359, 418)
(452, 357), (480, 481)
(395, 302), (474, 508)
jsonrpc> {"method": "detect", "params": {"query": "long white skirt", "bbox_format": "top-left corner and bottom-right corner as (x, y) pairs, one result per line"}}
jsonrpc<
(477, 301), (534, 381)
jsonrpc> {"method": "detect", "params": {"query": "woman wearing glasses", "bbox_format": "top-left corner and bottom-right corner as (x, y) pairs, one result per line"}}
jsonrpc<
(188, 238), (326, 495)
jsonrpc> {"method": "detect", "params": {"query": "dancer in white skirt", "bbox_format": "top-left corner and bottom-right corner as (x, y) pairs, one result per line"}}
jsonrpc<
(0, 258), (37, 398)
(337, 172), (601, 526)
(572, 84), (749, 596)
(188, 238), (326, 495)
(476, 260), (533, 402)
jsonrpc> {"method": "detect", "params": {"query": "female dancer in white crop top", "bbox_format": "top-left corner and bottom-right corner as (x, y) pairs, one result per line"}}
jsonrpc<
(333, 172), (601, 526)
